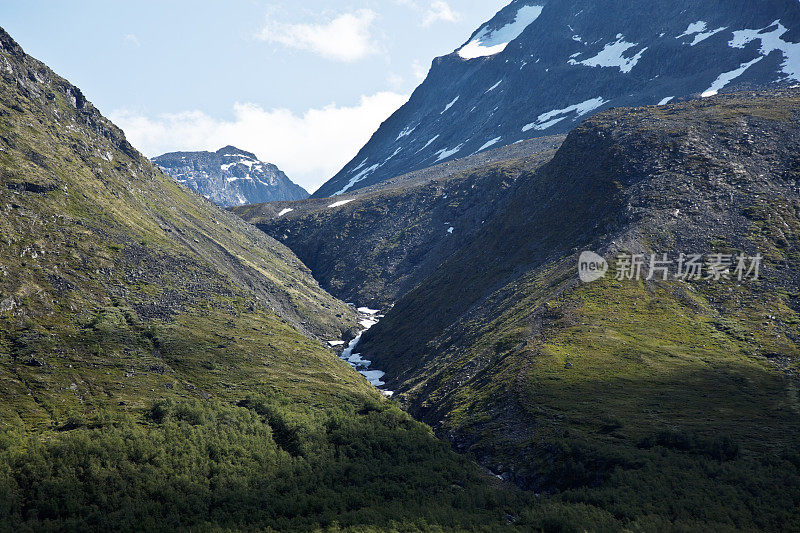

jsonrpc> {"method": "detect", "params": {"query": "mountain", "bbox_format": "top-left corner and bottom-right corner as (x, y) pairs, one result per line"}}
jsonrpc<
(235, 136), (563, 308)
(0, 26), (549, 531)
(0, 25), (360, 420)
(354, 89), (800, 528)
(313, 0), (800, 197)
(5, 13), (800, 531)
(153, 146), (308, 207)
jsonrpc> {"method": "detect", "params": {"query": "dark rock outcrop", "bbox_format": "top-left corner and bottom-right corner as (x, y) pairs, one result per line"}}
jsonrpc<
(235, 136), (563, 307)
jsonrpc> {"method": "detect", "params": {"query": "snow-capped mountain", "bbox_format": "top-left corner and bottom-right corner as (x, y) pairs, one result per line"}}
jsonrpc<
(313, 0), (800, 197)
(154, 146), (308, 207)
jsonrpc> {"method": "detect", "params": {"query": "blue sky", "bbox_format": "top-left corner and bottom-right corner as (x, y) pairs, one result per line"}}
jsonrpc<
(0, 0), (508, 191)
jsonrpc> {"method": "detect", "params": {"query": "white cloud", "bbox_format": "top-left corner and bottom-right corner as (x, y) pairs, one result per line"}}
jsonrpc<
(386, 72), (405, 89)
(123, 34), (140, 47)
(109, 92), (409, 193)
(422, 1), (460, 27)
(256, 9), (378, 62)
(395, 0), (461, 27)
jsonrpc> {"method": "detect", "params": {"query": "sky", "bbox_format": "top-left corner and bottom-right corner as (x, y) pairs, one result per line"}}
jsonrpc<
(0, 0), (509, 192)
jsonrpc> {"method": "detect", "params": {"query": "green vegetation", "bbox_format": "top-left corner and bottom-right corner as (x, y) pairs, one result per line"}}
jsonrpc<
(523, 275), (800, 530)
(0, 25), (362, 432)
(0, 398), (527, 532)
(369, 260), (800, 530)
(0, 27), (535, 532)
(3, 26), (800, 530)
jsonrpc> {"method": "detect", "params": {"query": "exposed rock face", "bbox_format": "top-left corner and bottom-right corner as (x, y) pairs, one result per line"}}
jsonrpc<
(154, 146), (308, 207)
(0, 297), (15, 313)
(314, 0), (800, 197)
(235, 136), (563, 308)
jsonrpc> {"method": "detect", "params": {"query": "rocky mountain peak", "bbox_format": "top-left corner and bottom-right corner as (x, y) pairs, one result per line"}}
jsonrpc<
(313, 0), (800, 197)
(153, 146), (308, 207)
(216, 145), (257, 159)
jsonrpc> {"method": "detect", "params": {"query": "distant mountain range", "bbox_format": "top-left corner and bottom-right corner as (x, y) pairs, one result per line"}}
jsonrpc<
(154, 146), (308, 207)
(313, 0), (800, 197)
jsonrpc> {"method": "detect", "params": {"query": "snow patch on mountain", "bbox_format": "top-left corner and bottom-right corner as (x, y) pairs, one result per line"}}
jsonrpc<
(486, 80), (503, 92)
(457, 4), (543, 60)
(384, 147), (402, 164)
(523, 97), (608, 132)
(702, 56), (765, 97)
(417, 135), (440, 153)
(677, 21), (707, 39)
(477, 137), (502, 152)
(334, 163), (381, 195)
(569, 35), (648, 73)
(442, 96), (460, 113)
(435, 144), (464, 162)
(730, 20), (800, 80)
(350, 158), (368, 173)
(396, 126), (416, 140)
(677, 21), (729, 46)
(329, 199), (356, 208)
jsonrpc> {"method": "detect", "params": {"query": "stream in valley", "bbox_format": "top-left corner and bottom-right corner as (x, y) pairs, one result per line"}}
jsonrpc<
(330, 307), (393, 397)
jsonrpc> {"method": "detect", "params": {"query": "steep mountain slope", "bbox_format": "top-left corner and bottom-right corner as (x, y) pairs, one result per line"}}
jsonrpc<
(0, 25), (359, 423)
(235, 136), (563, 308)
(0, 27), (545, 532)
(314, 0), (800, 197)
(154, 146), (308, 207)
(356, 90), (800, 529)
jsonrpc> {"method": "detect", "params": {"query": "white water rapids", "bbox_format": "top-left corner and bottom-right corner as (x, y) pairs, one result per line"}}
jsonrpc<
(331, 307), (393, 397)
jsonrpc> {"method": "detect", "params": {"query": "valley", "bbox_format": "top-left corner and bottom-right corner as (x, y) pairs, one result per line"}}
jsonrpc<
(3, 0), (800, 530)
(0, 25), (525, 531)
(242, 89), (800, 530)
(235, 135), (563, 308)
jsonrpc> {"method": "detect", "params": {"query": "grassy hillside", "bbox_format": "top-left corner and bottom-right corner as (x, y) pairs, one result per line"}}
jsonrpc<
(358, 90), (800, 530)
(0, 27), (536, 531)
(0, 24), (367, 427)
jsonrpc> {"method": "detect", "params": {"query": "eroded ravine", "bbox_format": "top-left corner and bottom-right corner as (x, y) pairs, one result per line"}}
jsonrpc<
(331, 307), (394, 397)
